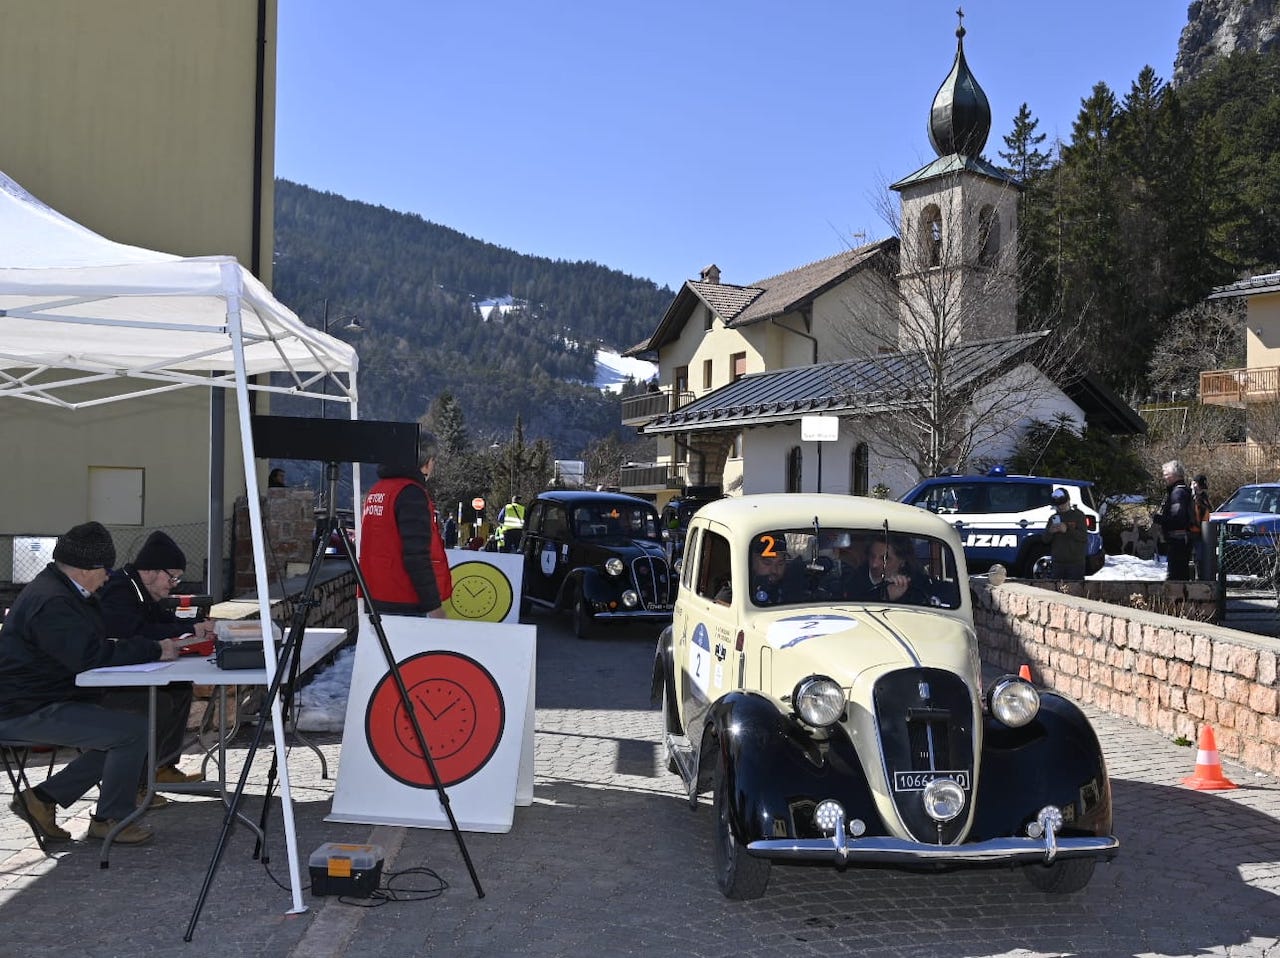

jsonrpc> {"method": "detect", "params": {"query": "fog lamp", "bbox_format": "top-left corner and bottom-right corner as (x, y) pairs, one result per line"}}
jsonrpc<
(621, 590), (639, 608)
(605, 557), (624, 576)
(813, 800), (845, 835)
(922, 777), (966, 822)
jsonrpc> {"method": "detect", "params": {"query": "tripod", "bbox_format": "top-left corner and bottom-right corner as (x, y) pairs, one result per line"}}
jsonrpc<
(185, 460), (484, 941)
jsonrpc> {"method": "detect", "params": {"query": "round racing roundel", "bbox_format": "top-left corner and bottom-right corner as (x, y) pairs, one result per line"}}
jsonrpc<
(365, 650), (506, 788)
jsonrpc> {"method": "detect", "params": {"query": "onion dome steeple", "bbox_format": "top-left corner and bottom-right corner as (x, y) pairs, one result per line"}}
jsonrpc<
(927, 9), (991, 158)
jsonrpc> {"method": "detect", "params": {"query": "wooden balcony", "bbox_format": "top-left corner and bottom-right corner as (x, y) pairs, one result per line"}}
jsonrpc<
(619, 462), (680, 489)
(621, 389), (697, 426)
(1200, 366), (1280, 407)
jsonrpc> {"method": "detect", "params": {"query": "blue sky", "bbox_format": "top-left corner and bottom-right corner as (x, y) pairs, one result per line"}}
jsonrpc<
(276, 1), (1189, 293)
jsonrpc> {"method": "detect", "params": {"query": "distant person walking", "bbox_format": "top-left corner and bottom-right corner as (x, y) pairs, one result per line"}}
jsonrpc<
(1153, 459), (1194, 582)
(497, 495), (525, 553)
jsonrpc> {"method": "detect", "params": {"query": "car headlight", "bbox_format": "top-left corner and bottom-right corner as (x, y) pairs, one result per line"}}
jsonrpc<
(604, 557), (624, 576)
(988, 675), (1040, 727)
(792, 676), (845, 727)
(621, 590), (639, 608)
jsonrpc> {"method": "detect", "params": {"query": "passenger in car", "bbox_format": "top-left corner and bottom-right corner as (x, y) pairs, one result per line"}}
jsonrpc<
(852, 536), (929, 604)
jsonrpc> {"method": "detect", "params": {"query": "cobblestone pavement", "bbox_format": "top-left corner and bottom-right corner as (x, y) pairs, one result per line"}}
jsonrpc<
(4, 615), (1280, 958)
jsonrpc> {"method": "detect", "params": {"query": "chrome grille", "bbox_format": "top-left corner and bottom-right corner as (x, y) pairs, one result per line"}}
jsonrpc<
(630, 555), (674, 609)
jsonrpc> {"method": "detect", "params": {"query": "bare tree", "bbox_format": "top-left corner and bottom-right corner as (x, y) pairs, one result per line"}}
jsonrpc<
(831, 177), (1085, 477)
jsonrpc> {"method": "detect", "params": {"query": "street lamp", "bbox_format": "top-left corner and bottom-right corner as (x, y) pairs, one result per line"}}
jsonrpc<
(321, 297), (363, 335)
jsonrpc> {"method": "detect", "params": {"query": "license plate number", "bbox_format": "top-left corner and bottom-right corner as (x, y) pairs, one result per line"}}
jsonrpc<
(893, 770), (970, 791)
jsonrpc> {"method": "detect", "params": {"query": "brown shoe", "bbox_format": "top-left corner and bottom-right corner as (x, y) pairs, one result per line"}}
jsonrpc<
(155, 763), (204, 785)
(137, 788), (169, 810)
(10, 789), (71, 842)
(87, 817), (154, 846)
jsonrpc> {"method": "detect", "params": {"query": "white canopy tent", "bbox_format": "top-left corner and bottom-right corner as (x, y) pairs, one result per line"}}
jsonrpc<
(0, 171), (357, 914)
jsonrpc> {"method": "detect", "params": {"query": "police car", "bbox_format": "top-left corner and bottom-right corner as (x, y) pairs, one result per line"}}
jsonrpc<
(899, 467), (1105, 577)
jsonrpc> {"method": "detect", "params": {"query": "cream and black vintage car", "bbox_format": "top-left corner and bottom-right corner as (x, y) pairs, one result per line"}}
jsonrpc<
(651, 494), (1117, 900)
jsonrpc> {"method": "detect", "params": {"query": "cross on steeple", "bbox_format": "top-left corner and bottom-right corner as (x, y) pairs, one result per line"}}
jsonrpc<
(956, 7), (965, 38)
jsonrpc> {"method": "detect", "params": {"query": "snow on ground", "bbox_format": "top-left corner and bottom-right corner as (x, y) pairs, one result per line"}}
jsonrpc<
(595, 347), (656, 393)
(292, 551), (1170, 732)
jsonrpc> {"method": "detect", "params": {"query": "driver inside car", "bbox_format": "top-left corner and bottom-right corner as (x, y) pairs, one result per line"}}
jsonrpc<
(745, 533), (804, 606)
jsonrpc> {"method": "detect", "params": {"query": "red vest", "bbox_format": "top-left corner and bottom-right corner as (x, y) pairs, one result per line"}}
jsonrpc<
(359, 477), (453, 607)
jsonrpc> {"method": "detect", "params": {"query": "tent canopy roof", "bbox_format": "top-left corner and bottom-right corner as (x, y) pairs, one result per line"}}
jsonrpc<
(0, 173), (356, 410)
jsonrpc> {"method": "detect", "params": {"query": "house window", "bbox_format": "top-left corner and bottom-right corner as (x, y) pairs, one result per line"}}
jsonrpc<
(732, 431), (743, 458)
(851, 443), (869, 496)
(731, 352), (746, 382)
(921, 204), (942, 267)
(674, 365), (689, 406)
(675, 439), (688, 464)
(786, 446), (803, 493)
(978, 204), (999, 266)
(703, 359), (713, 390)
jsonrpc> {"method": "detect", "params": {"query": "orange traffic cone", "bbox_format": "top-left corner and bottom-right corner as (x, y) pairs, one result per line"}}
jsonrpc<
(1018, 664), (1033, 681)
(1181, 726), (1238, 790)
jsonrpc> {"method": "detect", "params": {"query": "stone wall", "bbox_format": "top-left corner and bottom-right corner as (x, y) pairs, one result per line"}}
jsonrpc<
(975, 580), (1280, 776)
(232, 488), (316, 594)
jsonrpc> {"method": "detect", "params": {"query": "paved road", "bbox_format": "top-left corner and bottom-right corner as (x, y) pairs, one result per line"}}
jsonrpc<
(3, 614), (1280, 957)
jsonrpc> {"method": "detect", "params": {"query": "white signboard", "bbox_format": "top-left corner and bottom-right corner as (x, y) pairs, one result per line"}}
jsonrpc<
(801, 415), (839, 442)
(328, 615), (536, 832)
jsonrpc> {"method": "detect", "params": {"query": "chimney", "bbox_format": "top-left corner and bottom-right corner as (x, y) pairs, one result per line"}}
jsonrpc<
(699, 264), (721, 284)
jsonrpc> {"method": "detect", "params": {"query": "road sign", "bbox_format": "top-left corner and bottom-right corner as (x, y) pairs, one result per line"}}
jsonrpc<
(801, 415), (839, 441)
(472, 497), (486, 511)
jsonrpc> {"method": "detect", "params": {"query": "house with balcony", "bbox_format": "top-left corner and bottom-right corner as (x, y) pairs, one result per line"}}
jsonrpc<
(620, 19), (1144, 501)
(1203, 271), (1280, 467)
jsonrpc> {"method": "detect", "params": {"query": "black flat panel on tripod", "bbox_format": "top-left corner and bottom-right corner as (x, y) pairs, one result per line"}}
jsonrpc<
(251, 415), (418, 465)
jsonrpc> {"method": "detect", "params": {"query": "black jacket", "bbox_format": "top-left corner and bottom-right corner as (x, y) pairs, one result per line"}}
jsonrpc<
(0, 563), (161, 719)
(99, 565), (190, 641)
(1156, 482), (1194, 537)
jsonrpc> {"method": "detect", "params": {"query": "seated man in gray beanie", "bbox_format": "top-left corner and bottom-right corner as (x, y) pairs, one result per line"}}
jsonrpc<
(99, 530), (216, 790)
(0, 521), (195, 846)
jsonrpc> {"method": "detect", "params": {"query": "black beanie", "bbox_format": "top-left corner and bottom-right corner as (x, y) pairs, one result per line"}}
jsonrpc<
(133, 531), (187, 571)
(52, 521), (117, 570)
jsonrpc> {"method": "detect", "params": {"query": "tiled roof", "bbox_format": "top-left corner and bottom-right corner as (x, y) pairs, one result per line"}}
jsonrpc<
(890, 153), (1017, 191)
(643, 332), (1049, 434)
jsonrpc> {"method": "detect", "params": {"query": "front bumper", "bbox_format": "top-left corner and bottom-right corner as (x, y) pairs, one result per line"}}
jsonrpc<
(591, 608), (673, 622)
(749, 832), (1118, 866)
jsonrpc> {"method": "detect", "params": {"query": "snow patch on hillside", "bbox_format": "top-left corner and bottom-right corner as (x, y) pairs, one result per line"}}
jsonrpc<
(595, 348), (656, 393)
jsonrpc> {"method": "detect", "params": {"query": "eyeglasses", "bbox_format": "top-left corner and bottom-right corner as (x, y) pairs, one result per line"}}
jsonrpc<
(163, 570), (182, 585)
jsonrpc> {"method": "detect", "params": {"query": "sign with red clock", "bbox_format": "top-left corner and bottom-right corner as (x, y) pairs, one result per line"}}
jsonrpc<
(364, 650), (505, 788)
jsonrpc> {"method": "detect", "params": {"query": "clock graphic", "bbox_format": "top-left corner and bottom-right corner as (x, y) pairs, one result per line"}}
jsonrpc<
(365, 650), (506, 788)
(444, 560), (515, 622)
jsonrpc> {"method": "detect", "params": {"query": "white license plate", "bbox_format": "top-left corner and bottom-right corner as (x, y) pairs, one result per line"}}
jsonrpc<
(893, 770), (970, 791)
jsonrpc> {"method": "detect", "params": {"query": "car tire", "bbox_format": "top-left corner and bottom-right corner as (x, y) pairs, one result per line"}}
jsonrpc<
(1021, 857), (1095, 894)
(572, 589), (596, 640)
(1021, 546), (1049, 579)
(711, 750), (770, 900)
(519, 594), (532, 618)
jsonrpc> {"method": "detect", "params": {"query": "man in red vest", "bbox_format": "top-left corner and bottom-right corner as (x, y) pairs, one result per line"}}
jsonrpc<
(358, 431), (453, 616)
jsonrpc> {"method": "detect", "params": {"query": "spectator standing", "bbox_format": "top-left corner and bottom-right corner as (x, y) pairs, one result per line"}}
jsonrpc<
(442, 512), (459, 549)
(268, 468), (287, 488)
(1039, 487), (1089, 580)
(1191, 473), (1214, 579)
(1153, 459), (1194, 581)
(98, 530), (212, 788)
(0, 522), (191, 846)
(359, 431), (454, 616)
(497, 494), (526, 553)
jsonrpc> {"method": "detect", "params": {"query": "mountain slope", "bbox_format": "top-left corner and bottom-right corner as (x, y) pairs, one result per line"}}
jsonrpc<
(271, 180), (671, 455)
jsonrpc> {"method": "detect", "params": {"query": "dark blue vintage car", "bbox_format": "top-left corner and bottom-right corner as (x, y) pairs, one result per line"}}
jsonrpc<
(520, 490), (678, 637)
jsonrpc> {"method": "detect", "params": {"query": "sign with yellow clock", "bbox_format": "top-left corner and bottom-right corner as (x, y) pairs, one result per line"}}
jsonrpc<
(441, 552), (523, 623)
(443, 560), (515, 622)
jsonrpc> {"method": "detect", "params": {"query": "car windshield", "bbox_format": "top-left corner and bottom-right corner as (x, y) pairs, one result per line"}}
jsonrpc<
(1219, 486), (1280, 515)
(910, 481), (1056, 515)
(573, 503), (662, 541)
(736, 527), (962, 610)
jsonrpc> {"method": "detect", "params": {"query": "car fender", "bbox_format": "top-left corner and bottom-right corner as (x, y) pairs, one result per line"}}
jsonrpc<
(969, 691), (1113, 841)
(651, 626), (675, 708)
(553, 566), (605, 609)
(696, 691), (881, 845)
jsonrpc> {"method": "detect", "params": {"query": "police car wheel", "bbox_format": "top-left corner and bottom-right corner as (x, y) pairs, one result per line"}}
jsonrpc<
(1031, 555), (1054, 579)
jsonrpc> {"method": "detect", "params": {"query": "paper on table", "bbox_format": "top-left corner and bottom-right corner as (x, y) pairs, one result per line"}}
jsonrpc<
(90, 661), (173, 673)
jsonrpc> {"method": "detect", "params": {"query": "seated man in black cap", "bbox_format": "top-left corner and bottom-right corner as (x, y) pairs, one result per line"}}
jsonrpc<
(99, 530), (214, 788)
(0, 521), (195, 846)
